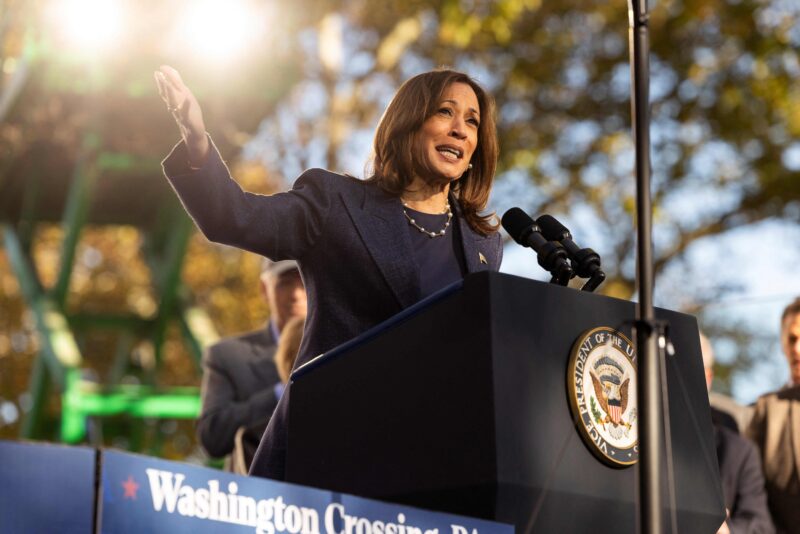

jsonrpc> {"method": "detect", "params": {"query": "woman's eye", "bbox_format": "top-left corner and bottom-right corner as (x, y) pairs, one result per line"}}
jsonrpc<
(438, 107), (453, 116)
(468, 118), (480, 127)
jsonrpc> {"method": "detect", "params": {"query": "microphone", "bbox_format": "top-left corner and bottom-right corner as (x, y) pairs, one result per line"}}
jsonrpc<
(501, 208), (574, 285)
(535, 214), (606, 292)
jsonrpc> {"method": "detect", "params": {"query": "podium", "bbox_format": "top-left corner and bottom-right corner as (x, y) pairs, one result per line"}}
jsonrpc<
(286, 272), (725, 533)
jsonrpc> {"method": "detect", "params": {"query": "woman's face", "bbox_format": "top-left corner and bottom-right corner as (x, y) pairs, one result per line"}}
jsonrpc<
(416, 82), (480, 183)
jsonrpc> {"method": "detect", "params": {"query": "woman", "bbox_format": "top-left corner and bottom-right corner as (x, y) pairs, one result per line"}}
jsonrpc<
(275, 316), (305, 385)
(155, 66), (503, 480)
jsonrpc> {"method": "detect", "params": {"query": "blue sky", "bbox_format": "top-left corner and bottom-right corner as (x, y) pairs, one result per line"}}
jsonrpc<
(500, 217), (800, 404)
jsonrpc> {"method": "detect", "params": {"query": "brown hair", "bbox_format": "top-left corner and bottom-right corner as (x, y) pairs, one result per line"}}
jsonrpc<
(367, 69), (499, 236)
(782, 297), (800, 325)
(275, 316), (305, 383)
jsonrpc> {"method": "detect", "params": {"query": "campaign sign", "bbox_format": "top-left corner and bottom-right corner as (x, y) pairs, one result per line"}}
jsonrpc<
(0, 439), (96, 534)
(99, 450), (512, 534)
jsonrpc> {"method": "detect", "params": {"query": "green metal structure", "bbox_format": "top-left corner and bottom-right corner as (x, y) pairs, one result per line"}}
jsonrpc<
(1, 146), (217, 444)
(0, 1), (303, 453)
(0, 31), (213, 449)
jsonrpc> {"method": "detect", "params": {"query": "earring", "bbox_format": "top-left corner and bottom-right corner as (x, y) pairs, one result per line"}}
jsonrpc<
(468, 163), (473, 170)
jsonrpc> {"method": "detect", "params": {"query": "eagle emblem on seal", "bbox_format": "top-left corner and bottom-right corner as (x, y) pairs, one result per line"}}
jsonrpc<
(589, 357), (631, 429)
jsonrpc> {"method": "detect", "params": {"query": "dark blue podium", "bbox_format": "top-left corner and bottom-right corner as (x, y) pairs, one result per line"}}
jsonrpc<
(286, 272), (725, 533)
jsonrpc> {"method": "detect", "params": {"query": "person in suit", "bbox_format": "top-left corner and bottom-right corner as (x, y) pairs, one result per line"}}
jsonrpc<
(196, 259), (306, 474)
(701, 333), (749, 434)
(154, 66), (503, 480)
(747, 297), (800, 533)
(701, 333), (774, 533)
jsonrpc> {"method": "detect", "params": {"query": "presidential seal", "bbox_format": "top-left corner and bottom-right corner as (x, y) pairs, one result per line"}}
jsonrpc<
(567, 327), (638, 467)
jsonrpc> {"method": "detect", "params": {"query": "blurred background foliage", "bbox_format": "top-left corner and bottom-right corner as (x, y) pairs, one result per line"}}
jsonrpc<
(0, 0), (798, 460)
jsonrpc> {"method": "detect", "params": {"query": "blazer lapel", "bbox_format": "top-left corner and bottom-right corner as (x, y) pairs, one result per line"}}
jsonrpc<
(790, 390), (800, 482)
(453, 197), (492, 274)
(343, 183), (420, 309)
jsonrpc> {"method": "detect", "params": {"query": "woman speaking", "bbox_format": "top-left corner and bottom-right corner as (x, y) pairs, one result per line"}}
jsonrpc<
(155, 66), (503, 480)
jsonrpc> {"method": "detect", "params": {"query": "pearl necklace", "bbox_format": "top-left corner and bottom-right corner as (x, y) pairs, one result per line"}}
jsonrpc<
(402, 200), (453, 238)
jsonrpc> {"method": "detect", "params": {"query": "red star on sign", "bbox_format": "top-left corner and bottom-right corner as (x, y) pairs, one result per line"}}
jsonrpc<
(122, 475), (140, 499)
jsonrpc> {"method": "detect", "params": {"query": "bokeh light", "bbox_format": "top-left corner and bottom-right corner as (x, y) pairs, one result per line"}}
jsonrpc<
(172, 0), (270, 64)
(318, 14), (343, 73)
(47, 0), (127, 54)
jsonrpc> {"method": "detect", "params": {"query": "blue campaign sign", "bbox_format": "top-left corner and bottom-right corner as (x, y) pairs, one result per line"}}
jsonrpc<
(99, 450), (512, 534)
(0, 439), (96, 534)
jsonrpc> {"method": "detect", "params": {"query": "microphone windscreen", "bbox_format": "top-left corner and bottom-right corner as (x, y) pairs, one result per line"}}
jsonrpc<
(536, 214), (570, 241)
(501, 208), (535, 245)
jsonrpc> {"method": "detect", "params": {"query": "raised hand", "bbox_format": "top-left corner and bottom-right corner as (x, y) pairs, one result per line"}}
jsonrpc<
(154, 65), (210, 167)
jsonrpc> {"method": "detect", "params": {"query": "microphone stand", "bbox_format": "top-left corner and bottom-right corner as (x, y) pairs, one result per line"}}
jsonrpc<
(628, 0), (664, 532)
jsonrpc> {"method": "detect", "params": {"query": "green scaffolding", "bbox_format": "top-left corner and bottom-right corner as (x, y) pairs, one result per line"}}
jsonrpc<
(1, 141), (218, 447)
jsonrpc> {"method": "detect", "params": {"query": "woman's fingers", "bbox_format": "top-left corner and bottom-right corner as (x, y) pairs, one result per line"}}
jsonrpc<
(158, 65), (184, 90)
(154, 71), (168, 101)
(154, 71), (169, 103)
(156, 65), (193, 111)
(154, 65), (209, 164)
(154, 71), (180, 110)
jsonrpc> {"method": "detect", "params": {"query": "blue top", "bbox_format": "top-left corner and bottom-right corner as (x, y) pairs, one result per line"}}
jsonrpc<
(404, 207), (466, 298)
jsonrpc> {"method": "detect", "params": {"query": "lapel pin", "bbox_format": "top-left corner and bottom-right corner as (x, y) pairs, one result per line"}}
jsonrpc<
(479, 252), (487, 265)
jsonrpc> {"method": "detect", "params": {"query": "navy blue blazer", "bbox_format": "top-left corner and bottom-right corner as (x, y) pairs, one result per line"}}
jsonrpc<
(164, 139), (503, 479)
(715, 425), (775, 533)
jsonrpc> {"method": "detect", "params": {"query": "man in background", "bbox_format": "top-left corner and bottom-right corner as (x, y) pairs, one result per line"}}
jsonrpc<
(196, 259), (306, 473)
(702, 333), (774, 534)
(748, 297), (800, 533)
(701, 334), (753, 433)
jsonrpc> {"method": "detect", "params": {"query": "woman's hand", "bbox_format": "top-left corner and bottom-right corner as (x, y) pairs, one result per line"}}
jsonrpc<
(154, 65), (210, 168)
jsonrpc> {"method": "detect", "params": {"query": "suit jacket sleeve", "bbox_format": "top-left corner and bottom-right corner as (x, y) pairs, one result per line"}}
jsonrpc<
(726, 434), (775, 534)
(744, 397), (769, 500)
(196, 345), (281, 458)
(162, 138), (333, 261)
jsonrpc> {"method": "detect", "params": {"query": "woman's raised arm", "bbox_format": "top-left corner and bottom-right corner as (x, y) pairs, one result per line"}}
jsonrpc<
(155, 65), (332, 262)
